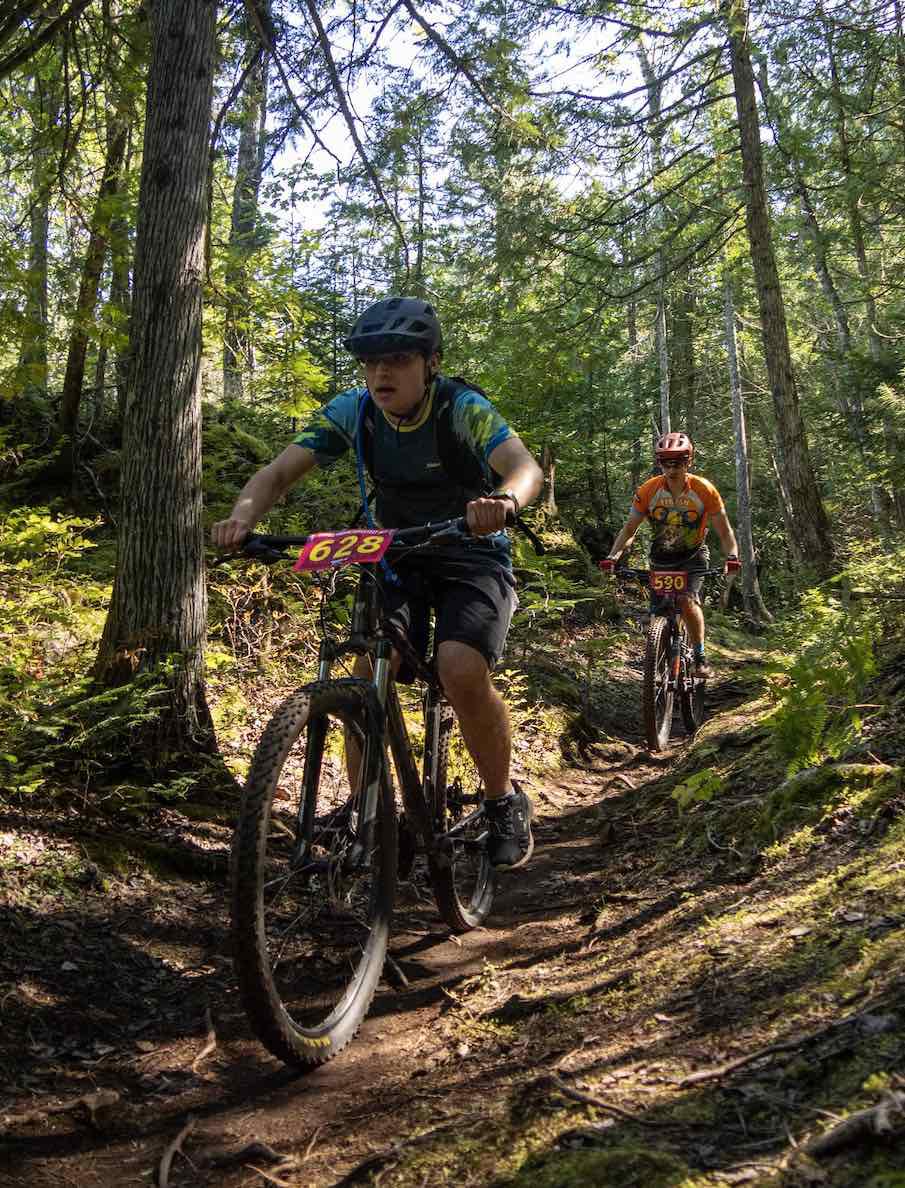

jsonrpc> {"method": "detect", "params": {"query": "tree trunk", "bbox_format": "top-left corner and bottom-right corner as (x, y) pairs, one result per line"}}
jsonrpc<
(723, 271), (771, 623)
(95, 0), (217, 758)
(223, 36), (268, 402)
(670, 280), (696, 435)
(628, 296), (642, 490)
(541, 444), (557, 517)
(724, 0), (835, 575)
(58, 118), (128, 473)
(638, 42), (671, 436)
(757, 56), (890, 521)
(17, 76), (59, 401)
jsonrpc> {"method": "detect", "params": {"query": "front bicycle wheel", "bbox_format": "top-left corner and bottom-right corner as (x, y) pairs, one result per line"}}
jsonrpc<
(428, 703), (495, 932)
(679, 632), (706, 735)
(231, 679), (397, 1068)
(642, 616), (675, 751)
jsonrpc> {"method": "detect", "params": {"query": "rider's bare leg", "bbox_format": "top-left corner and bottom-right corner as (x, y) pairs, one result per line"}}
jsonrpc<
(680, 596), (705, 646)
(436, 639), (511, 798)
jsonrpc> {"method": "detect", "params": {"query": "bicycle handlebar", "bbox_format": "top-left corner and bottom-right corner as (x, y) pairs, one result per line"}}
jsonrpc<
(616, 566), (725, 583)
(238, 517), (471, 564)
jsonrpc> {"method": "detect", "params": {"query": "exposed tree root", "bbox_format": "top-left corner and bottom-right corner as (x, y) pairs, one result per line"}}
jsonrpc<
(805, 1091), (905, 1157)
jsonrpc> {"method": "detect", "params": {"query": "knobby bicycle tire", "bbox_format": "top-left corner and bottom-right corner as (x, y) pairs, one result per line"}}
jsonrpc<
(642, 616), (675, 751)
(428, 704), (495, 932)
(679, 630), (706, 736)
(231, 679), (397, 1068)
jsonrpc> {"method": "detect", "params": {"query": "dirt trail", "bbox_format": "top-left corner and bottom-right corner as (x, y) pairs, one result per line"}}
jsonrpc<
(1, 672), (763, 1188)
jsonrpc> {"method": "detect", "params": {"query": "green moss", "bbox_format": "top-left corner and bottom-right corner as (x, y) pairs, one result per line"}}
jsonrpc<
(83, 837), (133, 877)
(505, 1145), (689, 1187)
(758, 763), (903, 843)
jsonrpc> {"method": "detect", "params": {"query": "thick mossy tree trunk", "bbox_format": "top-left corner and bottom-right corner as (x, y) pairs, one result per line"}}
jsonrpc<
(723, 0), (835, 577)
(95, 0), (217, 759)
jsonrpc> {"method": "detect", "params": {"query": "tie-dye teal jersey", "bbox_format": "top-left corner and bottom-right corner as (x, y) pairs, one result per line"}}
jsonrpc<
(293, 379), (514, 539)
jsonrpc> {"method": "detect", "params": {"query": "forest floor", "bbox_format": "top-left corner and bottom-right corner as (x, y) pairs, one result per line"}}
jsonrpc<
(2, 618), (904, 1188)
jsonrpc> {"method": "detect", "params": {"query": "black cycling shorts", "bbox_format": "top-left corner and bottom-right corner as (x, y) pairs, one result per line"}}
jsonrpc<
(382, 547), (518, 678)
(648, 546), (710, 612)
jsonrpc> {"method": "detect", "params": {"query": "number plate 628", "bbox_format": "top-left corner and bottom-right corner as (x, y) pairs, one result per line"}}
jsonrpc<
(293, 529), (395, 572)
(650, 570), (687, 592)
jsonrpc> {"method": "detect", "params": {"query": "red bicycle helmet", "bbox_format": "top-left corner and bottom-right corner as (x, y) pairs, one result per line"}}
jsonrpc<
(655, 431), (694, 463)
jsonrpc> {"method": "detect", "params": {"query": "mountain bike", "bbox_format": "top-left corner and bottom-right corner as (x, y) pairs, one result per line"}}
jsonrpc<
(229, 518), (498, 1068)
(616, 566), (722, 752)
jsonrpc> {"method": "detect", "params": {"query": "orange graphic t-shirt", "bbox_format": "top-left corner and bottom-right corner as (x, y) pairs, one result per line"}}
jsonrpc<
(632, 475), (724, 559)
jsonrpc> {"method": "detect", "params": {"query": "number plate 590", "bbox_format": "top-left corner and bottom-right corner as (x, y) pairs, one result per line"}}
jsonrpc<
(650, 570), (687, 592)
(293, 529), (395, 572)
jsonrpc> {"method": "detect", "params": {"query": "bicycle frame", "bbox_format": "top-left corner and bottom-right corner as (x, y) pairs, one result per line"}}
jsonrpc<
(617, 565), (722, 748)
(255, 525), (476, 872)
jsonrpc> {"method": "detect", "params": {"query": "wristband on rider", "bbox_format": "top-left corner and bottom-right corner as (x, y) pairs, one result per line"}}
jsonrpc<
(490, 488), (520, 517)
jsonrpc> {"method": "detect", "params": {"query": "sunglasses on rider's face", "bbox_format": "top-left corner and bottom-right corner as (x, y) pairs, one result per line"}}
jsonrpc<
(660, 458), (688, 467)
(358, 351), (420, 369)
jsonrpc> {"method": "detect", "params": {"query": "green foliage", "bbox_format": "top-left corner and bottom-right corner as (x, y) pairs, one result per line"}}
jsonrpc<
(671, 767), (725, 811)
(766, 587), (876, 775)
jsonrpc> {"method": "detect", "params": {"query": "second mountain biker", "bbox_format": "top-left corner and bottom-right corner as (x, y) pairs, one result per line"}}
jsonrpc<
(212, 296), (543, 871)
(600, 431), (741, 678)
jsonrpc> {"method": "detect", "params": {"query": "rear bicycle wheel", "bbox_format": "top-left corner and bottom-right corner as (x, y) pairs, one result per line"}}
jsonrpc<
(679, 630), (706, 735)
(642, 616), (675, 751)
(428, 703), (495, 932)
(231, 679), (397, 1068)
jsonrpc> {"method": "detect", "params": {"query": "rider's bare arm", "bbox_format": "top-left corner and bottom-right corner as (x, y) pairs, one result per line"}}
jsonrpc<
(212, 445), (317, 550)
(466, 436), (543, 535)
(607, 508), (645, 561)
(711, 510), (739, 565)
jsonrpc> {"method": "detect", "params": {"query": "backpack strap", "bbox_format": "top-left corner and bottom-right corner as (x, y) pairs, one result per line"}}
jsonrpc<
(434, 377), (496, 495)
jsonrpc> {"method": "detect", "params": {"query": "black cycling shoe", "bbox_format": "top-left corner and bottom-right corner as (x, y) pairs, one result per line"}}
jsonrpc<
(483, 783), (535, 870)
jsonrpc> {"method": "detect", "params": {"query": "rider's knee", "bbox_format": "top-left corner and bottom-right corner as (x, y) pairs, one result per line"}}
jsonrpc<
(436, 641), (491, 702)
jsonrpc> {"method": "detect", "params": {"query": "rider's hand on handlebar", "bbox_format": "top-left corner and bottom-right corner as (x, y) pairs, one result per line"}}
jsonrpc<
(211, 516), (253, 551)
(724, 554), (741, 575)
(466, 495), (512, 536)
(598, 556), (618, 575)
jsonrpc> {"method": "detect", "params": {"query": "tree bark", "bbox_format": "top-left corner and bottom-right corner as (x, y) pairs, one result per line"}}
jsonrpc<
(17, 75), (59, 401)
(723, 0), (835, 575)
(638, 42), (671, 436)
(723, 271), (771, 623)
(223, 36), (268, 402)
(541, 444), (557, 517)
(58, 118), (128, 472)
(95, 0), (217, 757)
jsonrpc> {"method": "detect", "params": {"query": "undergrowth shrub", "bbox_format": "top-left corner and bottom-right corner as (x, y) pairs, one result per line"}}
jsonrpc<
(765, 545), (905, 775)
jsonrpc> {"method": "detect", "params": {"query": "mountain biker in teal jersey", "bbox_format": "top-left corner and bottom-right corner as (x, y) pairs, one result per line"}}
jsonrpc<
(212, 296), (543, 870)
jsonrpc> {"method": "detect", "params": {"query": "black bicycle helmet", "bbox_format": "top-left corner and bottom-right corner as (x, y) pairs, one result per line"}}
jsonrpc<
(343, 296), (443, 359)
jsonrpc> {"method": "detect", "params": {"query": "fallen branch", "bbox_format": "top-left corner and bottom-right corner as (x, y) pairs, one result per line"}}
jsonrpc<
(191, 1006), (217, 1073)
(158, 1115), (196, 1188)
(805, 1091), (905, 1157)
(542, 1074), (646, 1125)
(675, 1036), (813, 1087)
(384, 954), (410, 989)
(194, 1139), (286, 1168)
(3, 1089), (120, 1128)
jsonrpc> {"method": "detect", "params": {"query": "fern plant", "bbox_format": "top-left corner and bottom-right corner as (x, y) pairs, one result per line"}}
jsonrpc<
(767, 588), (876, 775)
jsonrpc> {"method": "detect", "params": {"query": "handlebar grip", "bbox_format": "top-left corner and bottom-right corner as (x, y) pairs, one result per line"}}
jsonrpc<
(240, 537), (290, 564)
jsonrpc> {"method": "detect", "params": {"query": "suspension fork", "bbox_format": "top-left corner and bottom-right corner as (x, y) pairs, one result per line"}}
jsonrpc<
(293, 639), (335, 864)
(669, 616), (684, 685)
(422, 683), (444, 826)
(385, 680), (436, 852)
